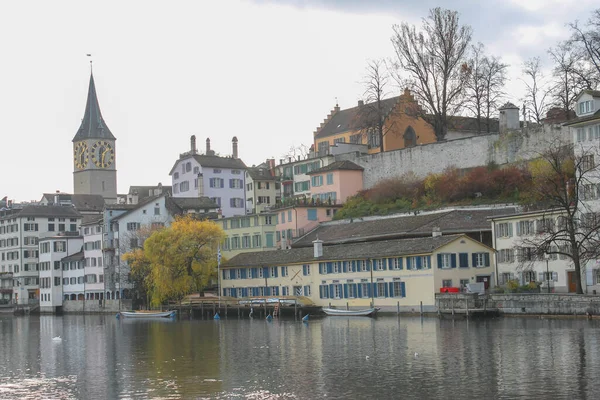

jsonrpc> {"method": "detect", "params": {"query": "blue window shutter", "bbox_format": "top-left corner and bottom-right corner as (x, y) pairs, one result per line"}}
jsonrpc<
(222, 269), (226, 279)
(372, 283), (378, 298)
(223, 288), (227, 296)
(241, 269), (247, 279)
(242, 288), (247, 297)
(343, 284), (348, 298)
(388, 282), (394, 297)
(384, 283), (389, 297)
(229, 269), (235, 279)
(416, 257), (422, 270)
(274, 268), (278, 278)
(407, 257), (412, 270)
(303, 265), (307, 276)
(274, 287), (279, 296)
(319, 286), (324, 299)
(387, 258), (393, 269)
(426, 256), (431, 269)
(329, 284), (334, 298)
(343, 261), (348, 273)
(366, 260), (371, 271)
(351, 260), (356, 272)
(451, 254), (457, 268)
(437, 254), (442, 269)
(327, 262), (333, 274)
(265, 287), (271, 296)
(263, 267), (269, 277)
(357, 284), (363, 298)
(401, 282), (406, 297)
(459, 253), (468, 268)
(484, 253), (490, 267)
(399, 258), (404, 270)
(472, 253), (477, 267)
(319, 263), (323, 274)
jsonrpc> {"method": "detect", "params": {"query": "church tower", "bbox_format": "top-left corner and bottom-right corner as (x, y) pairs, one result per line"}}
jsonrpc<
(72, 73), (117, 203)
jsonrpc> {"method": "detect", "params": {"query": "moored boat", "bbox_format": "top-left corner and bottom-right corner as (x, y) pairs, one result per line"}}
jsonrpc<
(117, 310), (177, 319)
(322, 307), (380, 317)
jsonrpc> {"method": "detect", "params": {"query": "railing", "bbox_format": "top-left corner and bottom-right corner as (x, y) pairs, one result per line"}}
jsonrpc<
(0, 272), (13, 279)
(270, 197), (343, 210)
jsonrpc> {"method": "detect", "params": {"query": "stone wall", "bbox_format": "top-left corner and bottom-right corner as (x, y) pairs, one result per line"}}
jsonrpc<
(436, 293), (600, 315)
(336, 124), (568, 189)
(63, 299), (132, 313)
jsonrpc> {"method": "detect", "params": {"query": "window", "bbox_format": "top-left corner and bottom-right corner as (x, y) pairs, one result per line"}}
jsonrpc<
(257, 196), (270, 204)
(350, 134), (362, 144)
(311, 175), (323, 187)
(304, 285), (311, 296)
(180, 181), (190, 192)
(24, 223), (38, 232)
(523, 271), (536, 282)
(498, 249), (515, 263)
(517, 220), (534, 236)
(392, 281), (405, 298)
(359, 260), (368, 272)
(229, 179), (243, 189)
(473, 253), (490, 268)
(582, 154), (595, 171)
(302, 264), (311, 276)
(318, 141), (329, 155)
(281, 266), (288, 277)
(265, 216), (273, 225)
(242, 236), (251, 248)
(174, 172), (179, 180)
(287, 210), (292, 221)
(377, 282), (386, 298)
(70, 224), (77, 232)
(154, 207), (161, 215)
(333, 284), (342, 299)
(368, 129), (380, 148)
(48, 223), (55, 232)
(127, 222), (140, 231)
(579, 100), (594, 114)
(360, 283), (370, 298)
(53, 241), (66, 252)
(517, 247), (537, 262)
(495, 222), (513, 238)
(333, 262), (341, 273)
(326, 173), (334, 185)
(269, 267), (277, 278)
(231, 170), (241, 175)
(442, 279), (453, 288)
(210, 197), (221, 207)
(294, 181), (310, 192)
(209, 178), (224, 188)
(213, 169), (221, 174)
(230, 198), (244, 208)
(375, 259), (385, 271)
(193, 166), (199, 174)
(333, 137), (345, 144)
(307, 209), (317, 221)
(392, 258), (403, 270)
(252, 234), (261, 248)
(439, 254), (452, 269)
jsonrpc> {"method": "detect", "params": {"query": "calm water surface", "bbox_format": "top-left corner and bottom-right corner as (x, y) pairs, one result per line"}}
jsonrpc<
(1, 314), (599, 399)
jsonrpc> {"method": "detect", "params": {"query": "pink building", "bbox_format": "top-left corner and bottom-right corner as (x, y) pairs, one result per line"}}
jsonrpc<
(307, 160), (364, 204)
(275, 205), (341, 248)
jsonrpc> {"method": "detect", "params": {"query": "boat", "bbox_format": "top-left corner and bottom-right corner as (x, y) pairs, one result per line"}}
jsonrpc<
(322, 307), (380, 317)
(117, 310), (177, 319)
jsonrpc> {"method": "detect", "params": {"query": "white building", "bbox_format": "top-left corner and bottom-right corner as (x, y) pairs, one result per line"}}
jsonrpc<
(0, 204), (81, 305)
(275, 154), (334, 201)
(169, 136), (247, 217)
(39, 233), (83, 312)
(490, 209), (574, 292)
(82, 215), (105, 301)
(245, 162), (280, 214)
(565, 89), (600, 294)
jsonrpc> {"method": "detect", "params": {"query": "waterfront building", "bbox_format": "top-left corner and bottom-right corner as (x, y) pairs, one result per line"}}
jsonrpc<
(39, 192), (105, 215)
(565, 89), (600, 294)
(274, 203), (342, 248)
(220, 213), (277, 260)
(169, 136), (247, 217)
(489, 209), (573, 292)
(0, 204), (81, 304)
(221, 234), (495, 311)
(81, 215), (105, 301)
(306, 160), (363, 204)
(72, 73), (118, 204)
(245, 163), (280, 214)
(38, 232), (83, 312)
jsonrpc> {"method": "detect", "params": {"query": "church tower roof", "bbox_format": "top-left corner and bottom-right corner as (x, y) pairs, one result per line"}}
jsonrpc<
(72, 73), (116, 142)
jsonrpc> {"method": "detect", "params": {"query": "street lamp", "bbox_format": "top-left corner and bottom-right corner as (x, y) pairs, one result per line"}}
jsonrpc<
(544, 252), (550, 294)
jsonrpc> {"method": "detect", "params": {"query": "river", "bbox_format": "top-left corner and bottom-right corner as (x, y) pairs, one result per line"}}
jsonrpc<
(0, 315), (599, 399)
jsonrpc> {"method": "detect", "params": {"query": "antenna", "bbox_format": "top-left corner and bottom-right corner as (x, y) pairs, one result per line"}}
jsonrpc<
(87, 53), (93, 73)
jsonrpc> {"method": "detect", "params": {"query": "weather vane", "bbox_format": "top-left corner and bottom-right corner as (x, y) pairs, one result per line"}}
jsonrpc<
(87, 53), (92, 72)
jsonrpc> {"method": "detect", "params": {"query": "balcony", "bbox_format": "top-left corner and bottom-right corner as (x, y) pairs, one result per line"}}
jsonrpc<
(0, 272), (13, 280)
(270, 197), (343, 210)
(0, 288), (13, 294)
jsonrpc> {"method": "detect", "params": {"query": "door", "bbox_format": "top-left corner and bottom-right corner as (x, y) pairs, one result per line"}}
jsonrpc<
(476, 275), (490, 290)
(568, 271), (577, 293)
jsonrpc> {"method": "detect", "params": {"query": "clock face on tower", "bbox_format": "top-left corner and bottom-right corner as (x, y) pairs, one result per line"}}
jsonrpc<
(74, 142), (88, 169)
(90, 141), (115, 168)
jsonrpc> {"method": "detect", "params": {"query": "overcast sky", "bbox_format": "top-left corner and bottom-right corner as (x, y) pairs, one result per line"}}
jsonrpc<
(1, 0), (598, 202)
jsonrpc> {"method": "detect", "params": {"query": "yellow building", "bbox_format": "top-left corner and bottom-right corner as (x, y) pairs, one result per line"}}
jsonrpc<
(313, 89), (437, 155)
(220, 213), (277, 259)
(221, 234), (495, 312)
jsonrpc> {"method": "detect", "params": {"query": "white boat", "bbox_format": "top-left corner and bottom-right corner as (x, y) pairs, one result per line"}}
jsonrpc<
(322, 307), (380, 317)
(118, 310), (177, 319)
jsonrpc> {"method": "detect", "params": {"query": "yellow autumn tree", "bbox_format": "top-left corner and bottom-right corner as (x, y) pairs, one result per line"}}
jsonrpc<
(123, 215), (225, 306)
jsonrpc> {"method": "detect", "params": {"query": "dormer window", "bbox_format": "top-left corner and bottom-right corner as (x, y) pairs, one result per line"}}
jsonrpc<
(579, 100), (594, 115)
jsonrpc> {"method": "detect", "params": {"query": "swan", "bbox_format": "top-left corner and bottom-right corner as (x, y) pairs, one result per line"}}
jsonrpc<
(414, 352), (419, 358)
(52, 336), (62, 342)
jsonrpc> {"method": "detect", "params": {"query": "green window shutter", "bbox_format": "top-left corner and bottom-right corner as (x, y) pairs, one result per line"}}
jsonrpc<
(437, 254), (442, 269)
(472, 253), (477, 267)
(484, 253), (490, 267)
(450, 254), (457, 268)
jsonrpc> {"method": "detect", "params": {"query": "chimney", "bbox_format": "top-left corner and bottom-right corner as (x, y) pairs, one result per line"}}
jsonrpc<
(197, 173), (204, 197)
(358, 100), (364, 107)
(190, 135), (197, 153)
(313, 239), (323, 258)
(205, 138), (211, 154)
(432, 227), (442, 237)
(232, 136), (238, 159)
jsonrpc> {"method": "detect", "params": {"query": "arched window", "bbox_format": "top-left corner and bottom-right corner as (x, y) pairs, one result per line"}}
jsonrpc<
(404, 126), (417, 148)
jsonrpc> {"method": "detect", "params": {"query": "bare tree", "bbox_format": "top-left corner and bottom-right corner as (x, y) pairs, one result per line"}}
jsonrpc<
(548, 42), (587, 118)
(280, 144), (310, 162)
(517, 140), (600, 294)
(569, 9), (600, 81)
(391, 7), (472, 141)
(464, 44), (508, 134)
(521, 57), (550, 124)
(354, 59), (391, 152)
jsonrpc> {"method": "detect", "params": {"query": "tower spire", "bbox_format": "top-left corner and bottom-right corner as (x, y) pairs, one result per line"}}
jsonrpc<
(72, 68), (115, 142)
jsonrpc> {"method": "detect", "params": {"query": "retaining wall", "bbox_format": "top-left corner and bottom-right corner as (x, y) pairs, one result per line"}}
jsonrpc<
(63, 299), (132, 313)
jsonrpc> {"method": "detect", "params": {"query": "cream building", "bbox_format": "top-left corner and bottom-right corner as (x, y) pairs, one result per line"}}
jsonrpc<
(221, 234), (495, 312)
(220, 213), (277, 259)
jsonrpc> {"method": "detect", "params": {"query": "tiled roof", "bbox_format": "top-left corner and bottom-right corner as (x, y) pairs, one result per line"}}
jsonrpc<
(112, 194), (166, 221)
(291, 207), (518, 248)
(562, 109), (600, 126)
(307, 160), (363, 175)
(444, 115), (500, 133)
(246, 167), (276, 181)
(582, 90), (600, 98)
(315, 97), (400, 140)
(41, 193), (105, 213)
(128, 185), (172, 202)
(169, 154), (246, 175)
(82, 214), (103, 225)
(62, 250), (84, 262)
(72, 73), (115, 141)
(7, 205), (83, 219)
(223, 234), (465, 267)
(170, 197), (219, 210)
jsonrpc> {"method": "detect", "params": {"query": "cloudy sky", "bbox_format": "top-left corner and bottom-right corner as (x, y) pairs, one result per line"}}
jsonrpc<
(1, 0), (598, 202)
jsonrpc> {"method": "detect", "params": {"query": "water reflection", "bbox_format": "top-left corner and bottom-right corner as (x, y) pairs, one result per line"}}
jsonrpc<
(1, 315), (600, 399)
